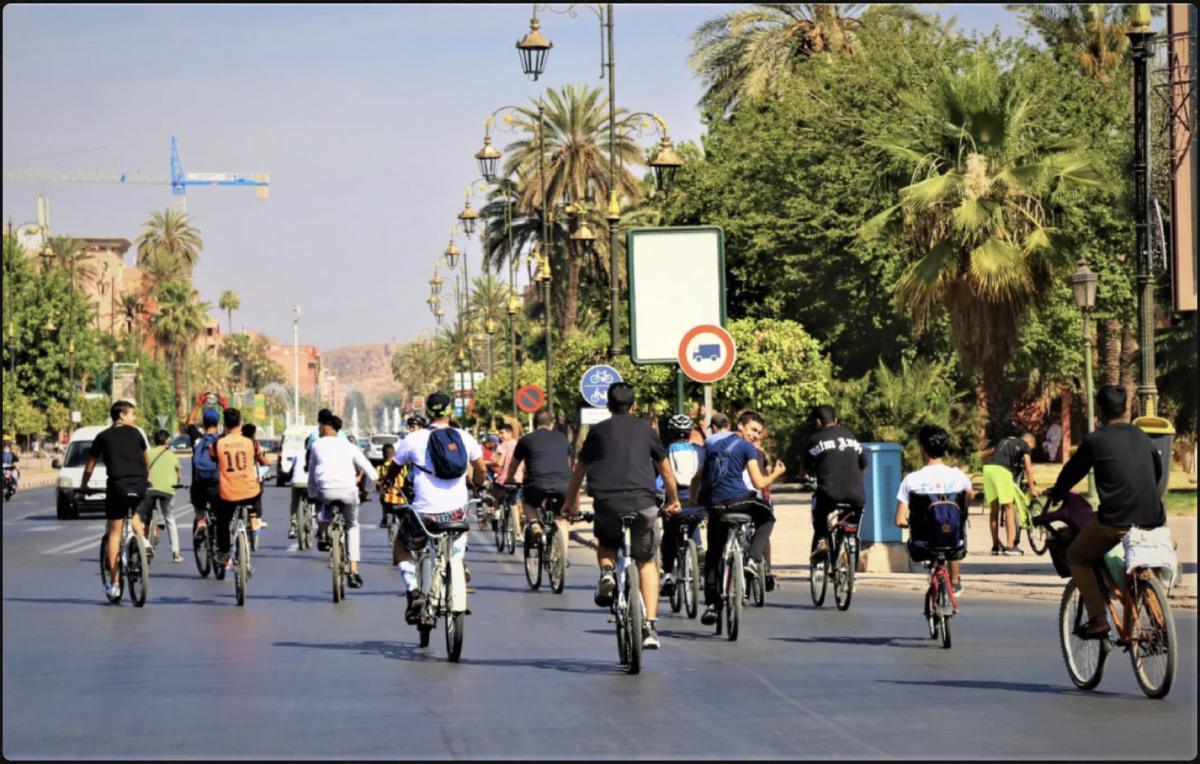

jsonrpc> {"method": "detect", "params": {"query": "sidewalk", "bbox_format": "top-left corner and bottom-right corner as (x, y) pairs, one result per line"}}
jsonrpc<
(568, 487), (1197, 609)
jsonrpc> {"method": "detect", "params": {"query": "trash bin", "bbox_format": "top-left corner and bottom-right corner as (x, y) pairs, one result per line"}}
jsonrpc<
(1133, 416), (1174, 499)
(861, 443), (904, 543)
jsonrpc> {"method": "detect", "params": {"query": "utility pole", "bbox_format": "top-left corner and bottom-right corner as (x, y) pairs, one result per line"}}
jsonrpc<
(1129, 7), (1159, 416)
(292, 305), (301, 425)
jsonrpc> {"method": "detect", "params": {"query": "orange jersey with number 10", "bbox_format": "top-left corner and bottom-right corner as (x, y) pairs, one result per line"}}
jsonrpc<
(212, 433), (260, 501)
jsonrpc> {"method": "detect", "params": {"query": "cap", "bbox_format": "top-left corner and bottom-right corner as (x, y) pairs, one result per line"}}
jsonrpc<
(426, 392), (452, 417)
(202, 409), (220, 426)
(486, 434), (500, 443)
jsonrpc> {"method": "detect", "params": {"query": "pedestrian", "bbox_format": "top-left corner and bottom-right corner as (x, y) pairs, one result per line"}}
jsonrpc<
(981, 428), (1038, 555)
(138, 429), (184, 563)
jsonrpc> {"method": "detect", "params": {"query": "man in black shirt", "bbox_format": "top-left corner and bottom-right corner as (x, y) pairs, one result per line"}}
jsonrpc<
(802, 405), (867, 562)
(81, 400), (150, 600)
(564, 383), (680, 650)
(503, 409), (572, 543)
(1047, 384), (1165, 639)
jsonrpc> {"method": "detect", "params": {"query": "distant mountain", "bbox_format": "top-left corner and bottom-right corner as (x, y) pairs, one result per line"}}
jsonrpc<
(322, 342), (403, 410)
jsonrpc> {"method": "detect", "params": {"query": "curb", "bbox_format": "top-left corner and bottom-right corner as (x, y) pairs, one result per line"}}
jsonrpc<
(7, 474), (58, 493)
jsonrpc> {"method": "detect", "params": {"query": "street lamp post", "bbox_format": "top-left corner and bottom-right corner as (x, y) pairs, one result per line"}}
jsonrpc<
(1128, 4), (1159, 417)
(291, 305), (301, 425)
(1069, 256), (1100, 503)
(534, 246), (553, 415)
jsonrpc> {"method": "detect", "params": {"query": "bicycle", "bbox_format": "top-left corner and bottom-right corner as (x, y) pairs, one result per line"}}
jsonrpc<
(411, 509), (471, 662)
(667, 511), (704, 619)
(193, 497), (219, 579)
(87, 487), (150, 607)
(494, 484), (519, 555)
(1008, 472), (1048, 555)
(295, 492), (315, 551)
(588, 369), (615, 385)
(712, 511), (752, 642)
(810, 503), (861, 611)
(1043, 509), (1178, 698)
(328, 500), (351, 603)
(146, 483), (186, 562)
(581, 510), (647, 674)
(522, 492), (569, 593)
(215, 501), (255, 606)
(918, 548), (957, 649)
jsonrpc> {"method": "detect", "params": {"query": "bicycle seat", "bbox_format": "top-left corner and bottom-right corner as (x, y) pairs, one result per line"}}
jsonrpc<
(620, 514), (639, 528)
(431, 520), (471, 534)
(721, 513), (752, 526)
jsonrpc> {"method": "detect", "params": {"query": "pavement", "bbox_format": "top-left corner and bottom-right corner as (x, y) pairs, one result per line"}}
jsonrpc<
(3, 484), (1197, 760)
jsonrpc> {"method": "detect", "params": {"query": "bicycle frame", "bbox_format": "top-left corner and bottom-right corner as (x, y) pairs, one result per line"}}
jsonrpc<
(928, 555), (958, 612)
(1094, 560), (1162, 649)
(721, 525), (747, 602)
(411, 512), (468, 622)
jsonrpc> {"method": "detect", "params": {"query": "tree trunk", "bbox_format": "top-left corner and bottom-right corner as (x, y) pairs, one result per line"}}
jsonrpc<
(172, 350), (184, 421)
(974, 384), (988, 451)
(1101, 318), (1123, 384)
(563, 244), (581, 336)
(1060, 387), (1072, 463)
(1119, 324), (1138, 418)
(227, 309), (233, 336)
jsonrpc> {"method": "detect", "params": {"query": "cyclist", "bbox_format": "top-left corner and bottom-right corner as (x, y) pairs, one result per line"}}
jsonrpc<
(377, 443), (408, 529)
(1045, 384), (1164, 639)
(659, 413), (705, 598)
(289, 409), (330, 539)
(693, 410), (786, 626)
(80, 400), (149, 600)
(138, 429), (184, 563)
(210, 408), (263, 571)
(981, 429), (1038, 555)
(563, 383), (681, 650)
(383, 392), (487, 623)
(185, 395), (225, 535)
(802, 405), (867, 563)
(309, 413), (378, 589)
(3, 436), (20, 494)
(894, 424), (973, 595)
(501, 409), (571, 544)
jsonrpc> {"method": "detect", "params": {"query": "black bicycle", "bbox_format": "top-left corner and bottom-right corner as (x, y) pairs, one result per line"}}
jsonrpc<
(85, 487), (150, 607)
(522, 492), (568, 593)
(667, 511), (704, 619)
(811, 503), (861, 611)
(495, 484), (519, 555)
(193, 499), (219, 579)
(714, 512), (752, 641)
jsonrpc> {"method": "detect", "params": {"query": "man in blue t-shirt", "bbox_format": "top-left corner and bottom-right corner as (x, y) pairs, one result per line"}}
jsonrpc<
(692, 411), (787, 625)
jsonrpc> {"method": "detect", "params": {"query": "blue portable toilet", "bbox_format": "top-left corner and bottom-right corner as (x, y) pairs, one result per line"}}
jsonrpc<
(861, 443), (904, 544)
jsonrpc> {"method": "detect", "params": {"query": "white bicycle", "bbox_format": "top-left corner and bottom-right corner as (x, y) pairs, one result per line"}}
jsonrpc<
(411, 509), (471, 663)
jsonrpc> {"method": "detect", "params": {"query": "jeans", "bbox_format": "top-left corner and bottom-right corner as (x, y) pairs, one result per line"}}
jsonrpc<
(137, 490), (179, 555)
(1067, 516), (1130, 623)
(704, 496), (775, 605)
(317, 488), (361, 563)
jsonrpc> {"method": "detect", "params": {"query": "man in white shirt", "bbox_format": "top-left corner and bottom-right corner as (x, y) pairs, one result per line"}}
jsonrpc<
(383, 392), (488, 623)
(894, 424), (975, 595)
(310, 415), (378, 588)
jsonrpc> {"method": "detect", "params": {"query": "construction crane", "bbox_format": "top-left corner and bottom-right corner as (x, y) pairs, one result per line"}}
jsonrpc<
(3, 136), (269, 212)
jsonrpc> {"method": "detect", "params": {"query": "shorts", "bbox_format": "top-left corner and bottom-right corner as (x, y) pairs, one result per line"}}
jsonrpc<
(217, 493), (262, 518)
(593, 504), (660, 563)
(522, 485), (566, 514)
(394, 506), (468, 552)
(191, 481), (220, 518)
(982, 464), (1019, 506)
(105, 479), (149, 522)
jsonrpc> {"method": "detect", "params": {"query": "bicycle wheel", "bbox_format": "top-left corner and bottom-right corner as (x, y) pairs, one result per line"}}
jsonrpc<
(1029, 522), (1049, 556)
(299, 504), (312, 550)
(214, 540), (227, 581)
(924, 589), (937, 639)
(494, 504), (506, 551)
(626, 563), (643, 675)
(937, 584), (952, 649)
(548, 527), (567, 594)
(330, 529), (344, 603)
(809, 549), (828, 607)
(749, 557), (765, 608)
(523, 525), (542, 590)
(127, 536), (148, 607)
(1129, 574), (1177, 699)
(684, 541), (700, 620)
(235, 532), (248, 607)
(1058, 581), (1107, 690)
(835, 541), (855, 612)
(193, 522), (211, 578)
(444, 564), (464, 663)
(99, 537), (123, 603)
(250, 526), (259, 553)
(726, 552), (743, 642)
(506, 507), (519, 555)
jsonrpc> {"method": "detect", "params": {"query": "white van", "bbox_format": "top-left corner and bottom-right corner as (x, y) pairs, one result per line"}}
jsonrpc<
(55, 424), (150, 519)
(278, 424), (317, 487)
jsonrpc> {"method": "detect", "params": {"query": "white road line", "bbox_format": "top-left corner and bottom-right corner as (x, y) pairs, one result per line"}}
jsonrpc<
(41, 503), (194, 555)
(27, 525), (65, 532)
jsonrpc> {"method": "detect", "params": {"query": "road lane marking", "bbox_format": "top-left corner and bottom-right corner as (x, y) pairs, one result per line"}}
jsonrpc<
(40, 504), (194, 555)
(27, 525), (65, 532)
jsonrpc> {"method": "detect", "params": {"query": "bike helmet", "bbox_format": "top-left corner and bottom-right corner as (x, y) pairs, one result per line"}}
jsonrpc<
(666, 414), (694, 440)
(406, 415), (427, 429)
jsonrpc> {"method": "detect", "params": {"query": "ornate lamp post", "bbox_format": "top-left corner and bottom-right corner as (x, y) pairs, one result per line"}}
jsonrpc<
(1128, 4), (1159, 417)
(1069, 256), (1100, 502)
(534, 245), (554, 414)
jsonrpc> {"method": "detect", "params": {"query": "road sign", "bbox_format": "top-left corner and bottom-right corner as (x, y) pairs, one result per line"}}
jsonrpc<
(515, 384), (545, 414)
(629, 226), (725, 364)
(411, 396), (426, 416)
(678, 324), (736, 383)
(580, 407), (612, 426)
(579, 364), (622, 408)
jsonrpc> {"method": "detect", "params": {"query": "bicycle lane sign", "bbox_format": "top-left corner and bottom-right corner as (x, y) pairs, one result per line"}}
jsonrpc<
(580, 364), (623, 408)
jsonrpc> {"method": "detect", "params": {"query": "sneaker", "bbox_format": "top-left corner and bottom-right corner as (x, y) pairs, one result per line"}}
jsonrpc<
(348, 572), (364, 589)
(952, 580), (964, 596)
(1003, 546), (1025, 557)
(317, 537), (330, 552)
(105, 581), (121, 599)
(642, 623), (661, 650)
(405, 591), (423, 625)
(172, 553), (184, 563)
(700, 605), (719, 626)
(288, 528), (297, 539)
(745, 559), (760, 580)
(594, 569), (616, 608)
(810, 540), (828, 563)
(260, 520), (269, 529)
(217, 553), (232, 569)
(991, 543), (1002, 556)
(660, 573), (676, 598)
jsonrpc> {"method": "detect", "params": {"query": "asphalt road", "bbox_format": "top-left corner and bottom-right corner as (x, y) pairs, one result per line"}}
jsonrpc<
(3, 484), (1196, 761)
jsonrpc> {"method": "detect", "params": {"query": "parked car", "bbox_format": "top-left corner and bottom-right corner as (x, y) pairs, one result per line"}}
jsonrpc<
(169, 434), (192, 455)
(256, 436), (280, 466)
(277, 424), (316, 487)
(55, 424), (150, 519)
(365, 433), (399, 466)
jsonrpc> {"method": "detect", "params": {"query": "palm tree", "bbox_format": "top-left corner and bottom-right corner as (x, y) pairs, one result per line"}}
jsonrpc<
(47, 236), (96, 284)
(153, 280), (210, 417)
(502, 84), (646, 333)
(191, 346), (233, 397)
(135, 208), (202, 276)
(1007, 4), (1151, 80)
(690, 4), (931, 115)
(118, 292), (147, 346)
(391, 335), (452, 400)
(219, 289), (240, 335)
(859, 57), (1104, 433)
(139, 249), (187, 297)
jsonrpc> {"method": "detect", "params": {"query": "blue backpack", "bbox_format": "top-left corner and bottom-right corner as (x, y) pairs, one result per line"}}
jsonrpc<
(700, 436), (742, 505)
(415, 427), (469, 480)
(192, 433), (219, 481)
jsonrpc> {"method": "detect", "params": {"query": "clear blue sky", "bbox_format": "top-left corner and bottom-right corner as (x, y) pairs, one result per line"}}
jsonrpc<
(3, 4), (1033, 350)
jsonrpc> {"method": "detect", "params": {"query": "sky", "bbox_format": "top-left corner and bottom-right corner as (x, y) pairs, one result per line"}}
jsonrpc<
(3, 3), (1031, 351)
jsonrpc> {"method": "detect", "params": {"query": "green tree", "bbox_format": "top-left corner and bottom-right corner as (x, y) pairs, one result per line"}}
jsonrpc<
(859, 54), (1104, 433)
(391, 334), (453, 400)
(153, 280), (210, 417)
(135, 208), (203, 276)
(1007, 4), (1150, 80)
(47, 236), (96, 284)
(218, 289), (240, 335)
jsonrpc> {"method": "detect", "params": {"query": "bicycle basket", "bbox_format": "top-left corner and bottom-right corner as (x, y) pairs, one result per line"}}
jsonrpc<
(1045, 527), (1076, 578)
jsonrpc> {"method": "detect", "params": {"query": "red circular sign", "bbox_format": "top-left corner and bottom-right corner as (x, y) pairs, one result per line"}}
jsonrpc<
(677, 324), (736, 383)
(515, 384), (545, 414)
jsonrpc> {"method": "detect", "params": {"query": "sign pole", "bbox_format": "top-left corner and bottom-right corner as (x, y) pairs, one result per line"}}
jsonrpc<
(676, 368), (685, 415)
(703, 384), (712, 433)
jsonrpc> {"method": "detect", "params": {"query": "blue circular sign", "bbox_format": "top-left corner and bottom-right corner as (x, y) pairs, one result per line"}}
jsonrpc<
(580, 364), (623, 408)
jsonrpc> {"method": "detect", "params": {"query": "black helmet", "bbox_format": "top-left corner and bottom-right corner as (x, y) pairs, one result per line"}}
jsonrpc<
(406, 415), (427, 429)
(666, 414), (694, 440)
